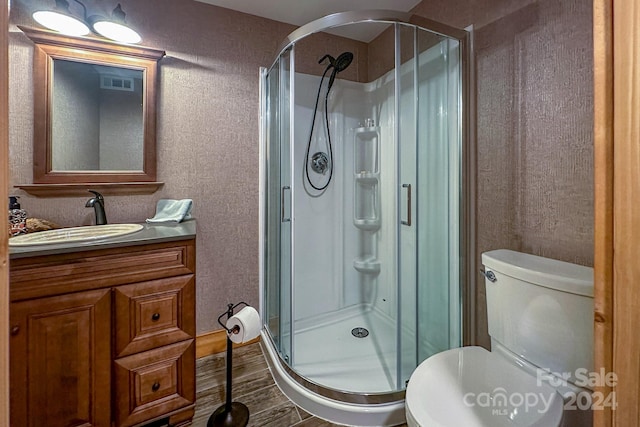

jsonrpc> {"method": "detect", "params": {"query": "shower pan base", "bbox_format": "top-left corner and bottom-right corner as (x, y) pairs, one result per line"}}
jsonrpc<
(260, 330), (406, 427)
(293, 306), (398, 393)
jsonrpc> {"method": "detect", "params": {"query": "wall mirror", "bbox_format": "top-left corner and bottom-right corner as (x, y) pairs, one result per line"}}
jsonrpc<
(17, 26), (165, 196)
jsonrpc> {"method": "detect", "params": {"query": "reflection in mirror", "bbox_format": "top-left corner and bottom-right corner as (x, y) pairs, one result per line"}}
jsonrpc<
(52, 60), (144, 172)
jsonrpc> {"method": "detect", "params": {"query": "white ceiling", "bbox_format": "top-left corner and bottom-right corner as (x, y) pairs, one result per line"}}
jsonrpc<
(194, 0), (422, 42)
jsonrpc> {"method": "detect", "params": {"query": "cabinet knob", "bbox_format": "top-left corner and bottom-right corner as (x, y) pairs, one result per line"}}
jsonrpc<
(152, 382), (160, 392)
(151, 313), (160, 321)
(10, 326), (19, 336)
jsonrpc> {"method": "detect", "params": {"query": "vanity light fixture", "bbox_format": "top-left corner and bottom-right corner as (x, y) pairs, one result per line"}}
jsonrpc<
(32, 0), (142, 44)
(32, 0), (90, 36)
(89, 4), (142, 44)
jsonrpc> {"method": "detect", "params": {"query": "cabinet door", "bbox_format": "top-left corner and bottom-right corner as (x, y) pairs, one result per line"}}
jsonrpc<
(10, 288), (111, 427)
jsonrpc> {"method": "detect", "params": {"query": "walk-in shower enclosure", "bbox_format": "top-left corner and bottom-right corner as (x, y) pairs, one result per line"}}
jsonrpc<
(260, 10), (472, 426)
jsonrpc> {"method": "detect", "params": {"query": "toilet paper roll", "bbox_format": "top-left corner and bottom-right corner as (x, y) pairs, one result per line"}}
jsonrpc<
(226, 306), (261, 344)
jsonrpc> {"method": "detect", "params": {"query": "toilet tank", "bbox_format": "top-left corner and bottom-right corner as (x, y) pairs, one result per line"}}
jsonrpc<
(482, 249), (593, 384)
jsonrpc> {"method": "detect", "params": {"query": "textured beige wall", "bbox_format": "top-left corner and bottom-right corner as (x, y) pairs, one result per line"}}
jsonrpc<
(414, 0), (594, 347)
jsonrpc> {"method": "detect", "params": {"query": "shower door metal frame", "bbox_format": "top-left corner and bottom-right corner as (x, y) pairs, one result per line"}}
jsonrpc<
(270, 10), (412, 70)
(259, 10), (476, 405)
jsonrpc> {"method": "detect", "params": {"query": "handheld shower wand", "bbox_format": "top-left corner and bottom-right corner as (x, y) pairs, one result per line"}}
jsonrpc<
(305, 51), (354, 192)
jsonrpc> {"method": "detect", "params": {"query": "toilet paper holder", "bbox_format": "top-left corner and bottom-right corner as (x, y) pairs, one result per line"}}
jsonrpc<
(208, 301), (254, 427)
(217, 301), (249, 335)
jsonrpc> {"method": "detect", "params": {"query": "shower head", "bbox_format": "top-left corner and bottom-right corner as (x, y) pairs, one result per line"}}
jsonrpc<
(327, 51), (354, 90)
(318, 52), (353, 72)
(334, 52), (353, 72)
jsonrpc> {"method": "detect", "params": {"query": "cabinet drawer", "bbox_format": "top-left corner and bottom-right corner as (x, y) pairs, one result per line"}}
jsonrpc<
(10, 240), (195, 301)
(114, 275), (195, 357)
(114, 340), (195, 427)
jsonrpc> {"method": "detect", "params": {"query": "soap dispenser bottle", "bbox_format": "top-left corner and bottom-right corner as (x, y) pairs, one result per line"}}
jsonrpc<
(9, 196), (27, 236)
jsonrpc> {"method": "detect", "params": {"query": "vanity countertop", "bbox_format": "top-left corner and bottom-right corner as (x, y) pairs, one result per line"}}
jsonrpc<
(9, 220), (196, 259)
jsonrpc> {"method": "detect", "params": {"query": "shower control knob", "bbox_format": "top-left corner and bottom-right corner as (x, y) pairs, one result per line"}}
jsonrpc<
(311, 152), (329, 175)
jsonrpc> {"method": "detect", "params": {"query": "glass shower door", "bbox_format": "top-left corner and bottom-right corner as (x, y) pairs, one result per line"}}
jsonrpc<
(263, 49), (293, 364)
(279, 48), (293, 364)
(397, 25), (463, 386)
(397, 23), (419, 389)
(415, 34), (462, 362)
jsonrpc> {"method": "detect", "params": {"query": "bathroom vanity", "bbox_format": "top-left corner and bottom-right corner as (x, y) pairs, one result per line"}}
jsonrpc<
(8, 221), (196, 427)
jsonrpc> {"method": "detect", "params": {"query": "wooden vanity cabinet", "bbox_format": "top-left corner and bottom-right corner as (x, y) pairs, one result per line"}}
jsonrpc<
(9, 239), (196, 427)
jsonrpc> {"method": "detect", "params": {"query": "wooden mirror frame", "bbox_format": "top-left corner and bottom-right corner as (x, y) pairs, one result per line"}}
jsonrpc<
(17, 26), (165, 197)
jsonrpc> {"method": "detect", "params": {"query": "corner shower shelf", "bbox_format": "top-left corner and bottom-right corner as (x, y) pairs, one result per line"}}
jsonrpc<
(353, 218), (381, 231)
(353, 257), (381, 275)
(355, 172), (379, 185)
(354, 126), (379, 136)
(353, 123), (381, 276)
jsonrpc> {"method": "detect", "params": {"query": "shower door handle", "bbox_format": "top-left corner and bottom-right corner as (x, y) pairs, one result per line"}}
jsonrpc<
(281, 186), (291, 222)
(401, 183), (412, 226)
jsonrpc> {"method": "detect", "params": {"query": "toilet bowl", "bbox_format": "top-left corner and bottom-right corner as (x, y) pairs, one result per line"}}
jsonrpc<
(405, 249), (594, 427)
(406, 347), (564, 427)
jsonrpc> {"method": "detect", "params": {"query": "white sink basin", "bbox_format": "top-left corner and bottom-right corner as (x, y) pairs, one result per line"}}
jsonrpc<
(9, 224), (144, 247)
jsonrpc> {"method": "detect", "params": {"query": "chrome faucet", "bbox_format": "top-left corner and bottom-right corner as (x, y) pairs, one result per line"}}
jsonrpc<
(85, 190), (107, 225)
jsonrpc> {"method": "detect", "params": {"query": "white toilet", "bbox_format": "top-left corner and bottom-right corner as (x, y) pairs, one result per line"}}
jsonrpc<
(405, 249), (594, 427)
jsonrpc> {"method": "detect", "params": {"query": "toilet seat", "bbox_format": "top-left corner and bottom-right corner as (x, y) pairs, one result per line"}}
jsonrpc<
(405, 347), (564, 427)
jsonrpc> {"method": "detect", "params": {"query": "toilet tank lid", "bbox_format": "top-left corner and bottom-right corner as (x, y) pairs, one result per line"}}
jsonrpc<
(482, 249), (593, 297)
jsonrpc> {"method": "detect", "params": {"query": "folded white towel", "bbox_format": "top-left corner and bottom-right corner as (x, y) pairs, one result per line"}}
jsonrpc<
(146, 199), (193, 223)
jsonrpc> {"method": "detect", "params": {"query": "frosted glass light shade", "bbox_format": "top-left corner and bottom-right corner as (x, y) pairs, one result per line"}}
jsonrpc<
(92, 20), (141, 44)
(33, 10), (90, 36)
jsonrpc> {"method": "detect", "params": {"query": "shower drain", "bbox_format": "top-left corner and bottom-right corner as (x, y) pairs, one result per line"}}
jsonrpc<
(351, 327), (369, 338)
